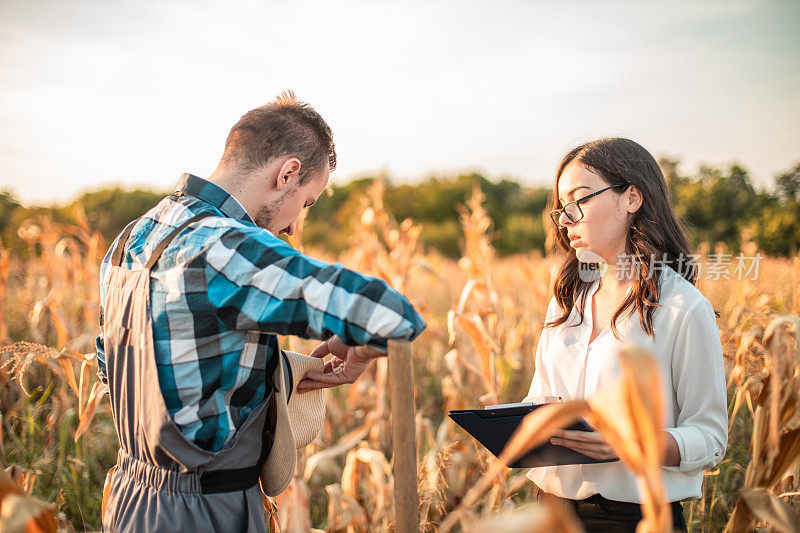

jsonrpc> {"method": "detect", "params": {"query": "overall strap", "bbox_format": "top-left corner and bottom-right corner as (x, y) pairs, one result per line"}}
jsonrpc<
(199, 350), (279, 494)
(110, 219), (140, 267)
(257, 352), (281, 466)
(144, 212), (216, 271)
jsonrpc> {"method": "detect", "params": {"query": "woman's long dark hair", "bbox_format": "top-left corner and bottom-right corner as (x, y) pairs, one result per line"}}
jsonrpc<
(545, 137), (696, 340)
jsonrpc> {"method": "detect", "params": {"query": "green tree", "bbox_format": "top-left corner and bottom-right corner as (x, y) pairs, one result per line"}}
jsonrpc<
(3, 159), (800, 258)
(63, 187), (166, 242)
(775, 162), (800, 201)
(0, 189), (21, 233)
(671, 163), (773, 251)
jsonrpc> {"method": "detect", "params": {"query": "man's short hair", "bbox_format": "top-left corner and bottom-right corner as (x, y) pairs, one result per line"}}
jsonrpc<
(221, 91), (336, 183)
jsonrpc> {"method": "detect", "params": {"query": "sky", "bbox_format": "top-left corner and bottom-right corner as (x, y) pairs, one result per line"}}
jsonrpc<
(1, 0), (798, 205)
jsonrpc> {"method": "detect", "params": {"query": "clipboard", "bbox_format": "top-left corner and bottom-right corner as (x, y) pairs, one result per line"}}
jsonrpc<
(448, 403), (618, 468)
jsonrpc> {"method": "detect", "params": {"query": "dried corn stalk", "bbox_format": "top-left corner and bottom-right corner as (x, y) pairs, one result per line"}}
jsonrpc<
(447, 185), (501, 406)
(276, 477), (312, 533)
(340, 444), (394, 530)
(0, 247), (9, 345)
(0, 342), (105, 442)
(725, 316), (800, 532)
(0, 468), (57, 533)
(325, 483), (367, 533)
(464, 498), (584, 533)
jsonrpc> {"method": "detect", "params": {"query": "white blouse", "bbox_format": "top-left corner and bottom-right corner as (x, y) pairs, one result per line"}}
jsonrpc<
(523, 265), (728, 503)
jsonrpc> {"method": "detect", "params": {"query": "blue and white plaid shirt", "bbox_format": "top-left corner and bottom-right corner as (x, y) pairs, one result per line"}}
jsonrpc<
(95, 174), (426, 452)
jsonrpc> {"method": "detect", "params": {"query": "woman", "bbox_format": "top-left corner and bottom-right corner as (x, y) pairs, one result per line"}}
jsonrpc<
(523, 138), (727, 532)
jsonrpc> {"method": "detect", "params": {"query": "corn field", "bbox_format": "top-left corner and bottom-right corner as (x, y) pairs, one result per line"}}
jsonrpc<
(1, 182), (799, 532)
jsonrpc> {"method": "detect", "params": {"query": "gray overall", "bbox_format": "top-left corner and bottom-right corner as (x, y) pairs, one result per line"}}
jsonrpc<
(101, 213), (277, 532)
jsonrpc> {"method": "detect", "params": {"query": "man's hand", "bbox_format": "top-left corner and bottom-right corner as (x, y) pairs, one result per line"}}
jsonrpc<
(549, 429), (618, 461)
(296, 336), (385, 393)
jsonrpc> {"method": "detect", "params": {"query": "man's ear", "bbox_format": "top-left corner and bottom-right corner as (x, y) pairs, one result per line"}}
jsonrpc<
(276, 158), (302, 192)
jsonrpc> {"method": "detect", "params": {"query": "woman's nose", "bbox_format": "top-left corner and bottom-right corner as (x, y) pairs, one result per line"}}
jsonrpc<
(558, 211), (574, 227)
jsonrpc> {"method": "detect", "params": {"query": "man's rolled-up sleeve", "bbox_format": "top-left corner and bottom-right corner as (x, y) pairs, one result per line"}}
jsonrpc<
(203, 226), (426, 350)
(663, 298), (728, 473)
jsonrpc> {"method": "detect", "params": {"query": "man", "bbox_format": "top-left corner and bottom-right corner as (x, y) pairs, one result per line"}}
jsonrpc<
(95, 92), (426, 532)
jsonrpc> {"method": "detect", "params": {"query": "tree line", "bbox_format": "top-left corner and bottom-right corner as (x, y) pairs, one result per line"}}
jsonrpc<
(1, 158), (798, 258)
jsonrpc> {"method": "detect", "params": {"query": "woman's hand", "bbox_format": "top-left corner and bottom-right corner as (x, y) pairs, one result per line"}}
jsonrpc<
(296, 335), (385, 393)
(549, 429), (618, 461)
(550, 429), (682, 465)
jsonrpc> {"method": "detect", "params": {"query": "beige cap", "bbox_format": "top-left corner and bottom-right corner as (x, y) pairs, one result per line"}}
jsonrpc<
(259, 350), (326, 496)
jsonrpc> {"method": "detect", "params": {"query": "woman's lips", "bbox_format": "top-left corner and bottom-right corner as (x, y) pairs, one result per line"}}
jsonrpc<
(569, 237), (583, 247)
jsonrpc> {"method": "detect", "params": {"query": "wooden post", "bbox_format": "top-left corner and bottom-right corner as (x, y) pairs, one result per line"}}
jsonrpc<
(388, 339), (419, 532)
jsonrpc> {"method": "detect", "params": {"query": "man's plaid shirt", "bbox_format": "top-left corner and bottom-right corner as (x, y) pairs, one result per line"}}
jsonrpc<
(95, 174), (426, 452)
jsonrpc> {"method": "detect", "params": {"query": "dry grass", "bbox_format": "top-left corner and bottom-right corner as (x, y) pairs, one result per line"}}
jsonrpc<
(0, 184), (798, 531)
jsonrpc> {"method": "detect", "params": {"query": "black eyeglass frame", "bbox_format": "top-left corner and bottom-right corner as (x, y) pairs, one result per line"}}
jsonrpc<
(549, 183), (629, 228)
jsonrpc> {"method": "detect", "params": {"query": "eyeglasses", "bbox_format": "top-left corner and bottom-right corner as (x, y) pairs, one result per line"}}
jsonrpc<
(549, 184), (629, 228)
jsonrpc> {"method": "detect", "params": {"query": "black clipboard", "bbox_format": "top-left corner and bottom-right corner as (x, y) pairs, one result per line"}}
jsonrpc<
(448, 404), (618, 468)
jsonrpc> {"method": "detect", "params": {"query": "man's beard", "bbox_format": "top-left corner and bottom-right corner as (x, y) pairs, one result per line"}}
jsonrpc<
(254, 198), (290, 234)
